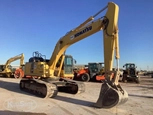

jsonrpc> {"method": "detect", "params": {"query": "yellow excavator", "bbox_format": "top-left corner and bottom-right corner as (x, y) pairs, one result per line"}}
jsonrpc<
(19, 2), (128, 108)
(0, 53), (24, 77)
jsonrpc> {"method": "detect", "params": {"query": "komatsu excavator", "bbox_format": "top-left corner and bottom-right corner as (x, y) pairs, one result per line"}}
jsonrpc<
(19, 2), (128, 108)
(0, 53), (24, 77)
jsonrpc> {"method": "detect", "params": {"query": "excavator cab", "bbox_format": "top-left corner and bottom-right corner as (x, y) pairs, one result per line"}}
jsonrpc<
(63, 55), (74, 74)
(56, 55), (75, 79)
(0, 65), (5, 72)
(0, 65), (12, 71)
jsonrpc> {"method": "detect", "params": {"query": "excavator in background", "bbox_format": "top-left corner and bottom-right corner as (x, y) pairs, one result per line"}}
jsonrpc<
(0, 53), (24, 78)
(19, 2), (128, 108)
(73, 62), (105, 82)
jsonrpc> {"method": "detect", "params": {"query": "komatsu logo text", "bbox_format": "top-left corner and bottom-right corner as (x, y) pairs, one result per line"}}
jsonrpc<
(74, 26), (92, 38)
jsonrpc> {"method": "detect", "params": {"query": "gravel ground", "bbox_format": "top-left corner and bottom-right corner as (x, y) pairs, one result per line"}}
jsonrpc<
(0, 76), (153, 115)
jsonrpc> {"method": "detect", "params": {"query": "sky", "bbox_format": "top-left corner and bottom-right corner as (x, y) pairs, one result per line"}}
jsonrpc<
(0, 0), (153, 71)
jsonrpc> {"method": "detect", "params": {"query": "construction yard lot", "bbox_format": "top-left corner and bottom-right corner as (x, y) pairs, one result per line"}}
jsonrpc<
(0, 76), (153, 115)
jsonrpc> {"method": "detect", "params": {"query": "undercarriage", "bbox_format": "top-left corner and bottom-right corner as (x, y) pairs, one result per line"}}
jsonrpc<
(19, 76), (128, 108)
(19, 77), (85, 98)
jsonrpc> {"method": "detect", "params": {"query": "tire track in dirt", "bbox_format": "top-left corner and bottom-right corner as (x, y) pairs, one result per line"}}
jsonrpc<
(51, 99), (99, 115)
(81, 107), (99, 115)
(50, 100), (73, 115)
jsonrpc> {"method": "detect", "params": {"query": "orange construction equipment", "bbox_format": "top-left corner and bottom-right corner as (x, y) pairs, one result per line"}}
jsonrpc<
(74, 62), (106, 82)
(14, 67), (24, 78)
(74, 63), (115, 82)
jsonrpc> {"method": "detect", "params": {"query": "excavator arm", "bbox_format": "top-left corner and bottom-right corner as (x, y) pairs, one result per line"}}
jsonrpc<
(4, 53), (24, 69)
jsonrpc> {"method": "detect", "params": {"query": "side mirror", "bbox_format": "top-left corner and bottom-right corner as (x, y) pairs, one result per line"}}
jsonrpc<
(123, 66), (124, 68)
(74, 59), (77, 64)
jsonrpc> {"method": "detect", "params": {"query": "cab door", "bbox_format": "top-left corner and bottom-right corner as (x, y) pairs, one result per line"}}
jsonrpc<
(64, 56), (73, 74)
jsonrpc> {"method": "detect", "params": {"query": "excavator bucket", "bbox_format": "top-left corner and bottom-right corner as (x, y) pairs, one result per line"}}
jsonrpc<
(94, 82), (128, 108)
(94, 74), (128, 108)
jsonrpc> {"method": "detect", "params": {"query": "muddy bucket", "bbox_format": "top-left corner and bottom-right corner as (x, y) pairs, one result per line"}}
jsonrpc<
(93, 82), (128, 108)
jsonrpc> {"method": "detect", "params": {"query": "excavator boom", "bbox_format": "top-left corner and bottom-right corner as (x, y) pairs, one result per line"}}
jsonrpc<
(48, 2), (119, 78)
(5, 53), (24, 68)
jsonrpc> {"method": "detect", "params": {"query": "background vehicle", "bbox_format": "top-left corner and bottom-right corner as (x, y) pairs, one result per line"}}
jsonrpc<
(122, 63), (140, 83)
(74, 62), (105, 82)
(19, 2), (128, 108)
(0, 53), (24, 78)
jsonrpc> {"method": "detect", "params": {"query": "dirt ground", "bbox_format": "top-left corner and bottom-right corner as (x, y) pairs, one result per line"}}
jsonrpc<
(0, 75), (153, 115)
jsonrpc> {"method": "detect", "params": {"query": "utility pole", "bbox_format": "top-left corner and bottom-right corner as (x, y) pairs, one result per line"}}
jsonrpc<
(147, 66), (149, 72)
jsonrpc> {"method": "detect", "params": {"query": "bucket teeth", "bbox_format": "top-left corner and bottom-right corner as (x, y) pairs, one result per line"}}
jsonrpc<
(93, 82), (128, 108)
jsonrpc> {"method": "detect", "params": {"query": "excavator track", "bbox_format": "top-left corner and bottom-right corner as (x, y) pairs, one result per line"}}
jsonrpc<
(19, 78), (85, 98)
(20, 78), (58, 98)
(55, 78), (85, 94)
